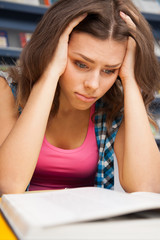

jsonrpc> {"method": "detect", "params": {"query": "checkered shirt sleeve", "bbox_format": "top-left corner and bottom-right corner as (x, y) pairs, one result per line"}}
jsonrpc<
(94, 99), (122, 189)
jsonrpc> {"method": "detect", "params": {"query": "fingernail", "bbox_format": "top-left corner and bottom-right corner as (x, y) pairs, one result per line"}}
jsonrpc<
(82, 13), (87, 17)
(120, 11), (126, 17)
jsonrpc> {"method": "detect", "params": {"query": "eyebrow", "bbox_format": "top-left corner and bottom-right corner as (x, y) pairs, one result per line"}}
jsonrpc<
(73, 52), (121, 68)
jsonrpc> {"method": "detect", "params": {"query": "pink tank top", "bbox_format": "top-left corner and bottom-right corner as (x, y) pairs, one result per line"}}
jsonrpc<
(29, 105), (98, 191)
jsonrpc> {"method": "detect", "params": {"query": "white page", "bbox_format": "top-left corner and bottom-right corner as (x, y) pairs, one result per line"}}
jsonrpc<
(1, 187), (160, 240)
(38, 218), (160, 240)
(1, 187), (160, 229)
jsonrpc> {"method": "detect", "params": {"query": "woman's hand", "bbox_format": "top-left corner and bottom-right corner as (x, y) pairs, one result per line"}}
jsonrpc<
(119, 12), (137, 85)
(115, 12), (160, 193)
(44, 14), (87, 78)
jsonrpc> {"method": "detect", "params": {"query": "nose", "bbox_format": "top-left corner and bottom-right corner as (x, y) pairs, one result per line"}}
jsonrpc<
(84, 71), (100, 91)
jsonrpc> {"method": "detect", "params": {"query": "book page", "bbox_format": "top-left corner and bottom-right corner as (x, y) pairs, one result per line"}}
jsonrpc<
(1, 187), (160, 229)
(131, 191), (160, 201)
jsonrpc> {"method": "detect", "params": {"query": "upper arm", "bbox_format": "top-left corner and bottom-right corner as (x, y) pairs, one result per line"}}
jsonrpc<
(114, 120), (125, 185)
(0, 76), (19, 145)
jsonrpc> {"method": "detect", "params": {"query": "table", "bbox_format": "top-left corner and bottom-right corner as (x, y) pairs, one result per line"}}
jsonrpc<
(0, 210), (17, 240)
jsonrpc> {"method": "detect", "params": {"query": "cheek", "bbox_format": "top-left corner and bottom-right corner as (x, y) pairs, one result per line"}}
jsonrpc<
(101, 74), (118, 93)
(60, 60), (77, 83)
(60, 63), (84, 91)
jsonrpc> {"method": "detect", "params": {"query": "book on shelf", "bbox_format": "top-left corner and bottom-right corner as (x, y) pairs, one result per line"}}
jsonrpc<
(1, 0), (40, 5)
(43, 0), (57, 6)
(1, 187), (160, 240)
(43, 0), (50, 5)
(25, 0), (40, 5)
(1, 0), (57, 5)
(0, 30), (9, 47)
(39, 0), (44, 4)
(155, 40), (160, 58)
(19, 32), (32, 48)
(132, 0), (160, 13)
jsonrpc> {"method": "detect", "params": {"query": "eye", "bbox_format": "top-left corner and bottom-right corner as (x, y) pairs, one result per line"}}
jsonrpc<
(75, 61), (88, 69)
(102, 69), (116, 75)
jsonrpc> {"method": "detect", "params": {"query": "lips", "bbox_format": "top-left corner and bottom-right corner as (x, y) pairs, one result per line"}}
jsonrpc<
(75, 92), (96, 103)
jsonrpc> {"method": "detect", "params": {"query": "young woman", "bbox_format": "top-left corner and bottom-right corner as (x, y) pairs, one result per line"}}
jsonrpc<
(0, 0), (160, 195)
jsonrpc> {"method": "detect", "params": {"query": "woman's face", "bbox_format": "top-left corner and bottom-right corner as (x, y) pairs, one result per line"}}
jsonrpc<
(59, 31), (127, 111)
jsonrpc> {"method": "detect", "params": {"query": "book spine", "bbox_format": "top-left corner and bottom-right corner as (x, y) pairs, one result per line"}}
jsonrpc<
(39, 0), (44, 4)
(2, 0), (40, 5)
(43, 0), (50, 6)
(0, 30), (9, 47)
(19, 32), (32, 48)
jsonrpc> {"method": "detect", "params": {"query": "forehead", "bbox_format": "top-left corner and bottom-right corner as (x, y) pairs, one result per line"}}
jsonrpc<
(69, 32), (127, 65)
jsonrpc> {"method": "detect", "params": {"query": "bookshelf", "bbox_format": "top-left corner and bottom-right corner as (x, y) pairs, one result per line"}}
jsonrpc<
(142, 13), (160, 45)
(0, 1), (160, 62)
(0, 0), (159, 147)
(0, 1), (49, 64)
(0, 1), (160, 64)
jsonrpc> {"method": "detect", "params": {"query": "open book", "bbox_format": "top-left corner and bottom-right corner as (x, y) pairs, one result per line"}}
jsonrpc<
(1, 187), (160, 240)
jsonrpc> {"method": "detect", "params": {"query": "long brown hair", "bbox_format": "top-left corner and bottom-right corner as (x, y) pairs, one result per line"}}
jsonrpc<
(9, 0), (160, 130)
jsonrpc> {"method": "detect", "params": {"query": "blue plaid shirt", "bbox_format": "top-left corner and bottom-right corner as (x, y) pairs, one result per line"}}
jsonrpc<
(94, 99), (122, 189)
(1, 71), (122, 190)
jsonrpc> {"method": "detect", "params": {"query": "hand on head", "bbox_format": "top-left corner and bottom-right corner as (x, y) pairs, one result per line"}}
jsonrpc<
(119, 11), (137, 84)
(45, 14), (87, 78)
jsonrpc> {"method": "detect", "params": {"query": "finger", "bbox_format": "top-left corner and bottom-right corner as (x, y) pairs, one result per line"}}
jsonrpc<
(128, 36), (136, 50)
(120, 11), (136, 29)
(63, 14), (87, 37)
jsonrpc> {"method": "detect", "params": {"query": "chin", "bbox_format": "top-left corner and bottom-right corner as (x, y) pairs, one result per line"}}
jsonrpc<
(72, 103), (94, 111)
